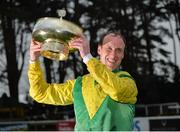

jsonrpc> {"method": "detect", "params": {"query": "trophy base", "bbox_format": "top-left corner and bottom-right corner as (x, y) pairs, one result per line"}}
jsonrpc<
(41, 50), (68, 61)
(40, 39), (69, 61)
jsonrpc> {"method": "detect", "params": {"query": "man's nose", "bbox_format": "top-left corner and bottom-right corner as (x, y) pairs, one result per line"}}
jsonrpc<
(109, 50), (117, 58)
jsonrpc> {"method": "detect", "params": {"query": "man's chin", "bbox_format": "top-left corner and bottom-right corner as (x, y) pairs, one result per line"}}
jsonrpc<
(105, 62), (118, 70)
(106, 65), (115, 71)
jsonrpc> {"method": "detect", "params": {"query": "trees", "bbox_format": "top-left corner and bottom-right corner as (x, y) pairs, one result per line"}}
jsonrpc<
(0, 0), (54, 103)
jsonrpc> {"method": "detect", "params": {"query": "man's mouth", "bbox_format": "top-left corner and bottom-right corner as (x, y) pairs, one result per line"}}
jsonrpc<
(106, 58), (115, 64)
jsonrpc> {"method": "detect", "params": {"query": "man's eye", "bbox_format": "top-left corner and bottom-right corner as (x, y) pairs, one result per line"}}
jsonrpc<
(116, 49), (121, 53)
(107, 47), (112, 51)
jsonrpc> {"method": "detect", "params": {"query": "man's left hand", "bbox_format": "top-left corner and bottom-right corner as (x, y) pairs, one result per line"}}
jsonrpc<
(69, 35), (90, 58)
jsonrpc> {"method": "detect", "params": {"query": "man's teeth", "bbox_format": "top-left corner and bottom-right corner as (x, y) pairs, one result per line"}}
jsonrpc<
(107, 59), (115, 63)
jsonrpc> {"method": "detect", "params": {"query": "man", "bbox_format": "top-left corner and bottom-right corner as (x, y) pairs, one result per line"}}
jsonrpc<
(28, 32), (138, 131)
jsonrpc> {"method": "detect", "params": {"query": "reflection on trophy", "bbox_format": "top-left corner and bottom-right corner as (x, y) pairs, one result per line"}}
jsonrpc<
(32, 9), (83, 61)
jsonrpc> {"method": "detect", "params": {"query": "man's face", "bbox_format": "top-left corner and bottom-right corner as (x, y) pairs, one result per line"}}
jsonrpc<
(97, 34), (125, 71)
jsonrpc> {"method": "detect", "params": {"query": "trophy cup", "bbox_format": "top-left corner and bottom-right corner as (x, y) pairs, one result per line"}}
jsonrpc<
(32, 9), (83, 60)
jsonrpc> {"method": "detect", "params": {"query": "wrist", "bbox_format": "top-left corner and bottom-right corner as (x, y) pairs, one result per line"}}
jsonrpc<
(29, 58), (39, 64)
(83, 53), (93, 64)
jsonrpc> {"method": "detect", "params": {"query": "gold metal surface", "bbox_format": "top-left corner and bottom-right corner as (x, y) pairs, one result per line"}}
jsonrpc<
(32, 17), (83, 61)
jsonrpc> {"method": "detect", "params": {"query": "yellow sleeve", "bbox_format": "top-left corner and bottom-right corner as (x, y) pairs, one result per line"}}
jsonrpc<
(28, 61), (75, 105)
(86, 58), (138, 104)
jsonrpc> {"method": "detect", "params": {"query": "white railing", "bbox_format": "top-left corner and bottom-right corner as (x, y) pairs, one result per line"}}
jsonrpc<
(136, 102), (180, 116)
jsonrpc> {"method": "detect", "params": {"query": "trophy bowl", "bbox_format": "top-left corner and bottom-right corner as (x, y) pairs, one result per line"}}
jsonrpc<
(32, 17), (83, 61)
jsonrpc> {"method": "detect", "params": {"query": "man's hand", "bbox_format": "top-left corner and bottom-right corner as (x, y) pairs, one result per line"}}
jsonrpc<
(69, 35), (90, 58)
(30, 40), (42, 61)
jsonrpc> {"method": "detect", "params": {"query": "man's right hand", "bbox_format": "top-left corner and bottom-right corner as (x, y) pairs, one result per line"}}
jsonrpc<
(30, 40), (42, 61)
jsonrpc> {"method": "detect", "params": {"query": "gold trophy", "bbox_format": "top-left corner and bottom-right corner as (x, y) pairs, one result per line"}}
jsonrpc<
(32, 9), (83, 61)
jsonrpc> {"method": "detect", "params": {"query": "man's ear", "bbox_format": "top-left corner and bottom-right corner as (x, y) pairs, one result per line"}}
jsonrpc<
(97, 45), (101, 55)
(122, 54), (124, 59)
(121, 51), (125, 59)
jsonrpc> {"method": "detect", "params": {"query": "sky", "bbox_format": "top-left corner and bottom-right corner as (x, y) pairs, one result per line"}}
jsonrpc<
(164, 20), (180, 68)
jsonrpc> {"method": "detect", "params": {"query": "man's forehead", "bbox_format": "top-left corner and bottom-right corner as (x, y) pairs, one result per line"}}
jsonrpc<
(102, 33), (124, 45)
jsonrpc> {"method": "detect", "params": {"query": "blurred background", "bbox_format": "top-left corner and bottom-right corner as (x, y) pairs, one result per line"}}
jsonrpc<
(0, 0), (179, 131)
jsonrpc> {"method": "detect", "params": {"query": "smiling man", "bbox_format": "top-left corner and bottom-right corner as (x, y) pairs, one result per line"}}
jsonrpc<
(28, 31), (138, 131)
(97, 33), (125, 70)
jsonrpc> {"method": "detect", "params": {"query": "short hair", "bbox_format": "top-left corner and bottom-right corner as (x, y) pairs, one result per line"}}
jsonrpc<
(99, 31), (126, 46)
